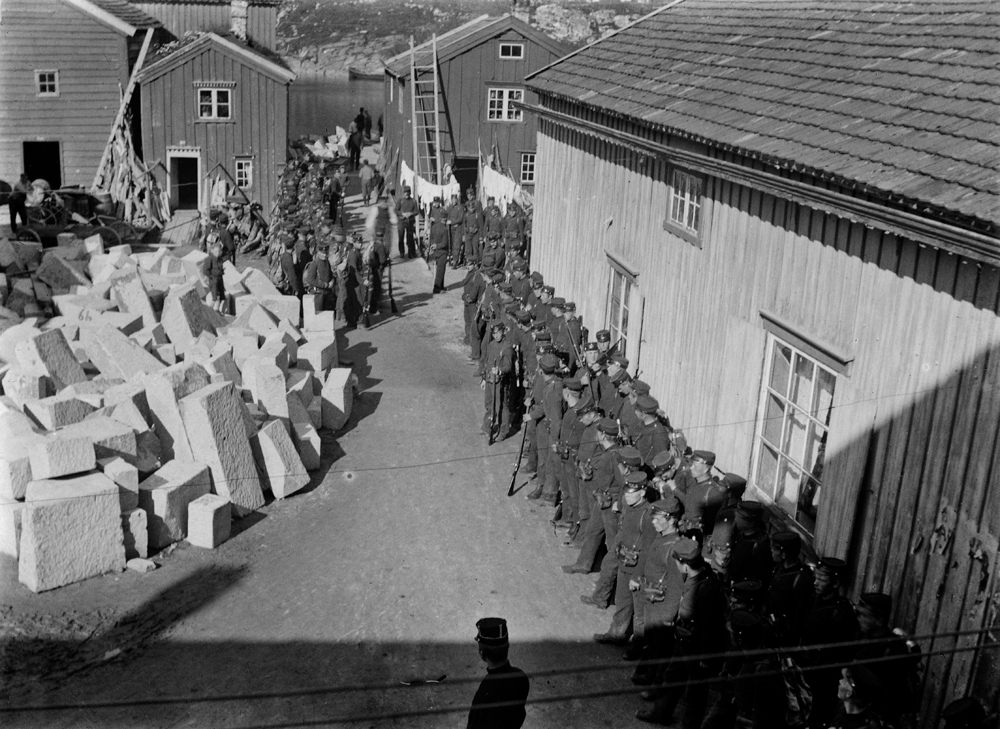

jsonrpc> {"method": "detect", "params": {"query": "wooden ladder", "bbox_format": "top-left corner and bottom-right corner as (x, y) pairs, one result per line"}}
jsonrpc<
(409, 33), (443, 190)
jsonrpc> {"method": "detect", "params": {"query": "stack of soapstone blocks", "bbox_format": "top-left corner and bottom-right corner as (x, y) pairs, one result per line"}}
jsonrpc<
(0, 233), (358, 593)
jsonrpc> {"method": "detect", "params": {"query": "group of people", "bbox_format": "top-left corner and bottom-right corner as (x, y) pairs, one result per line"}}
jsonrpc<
(455, 260), (988, 729)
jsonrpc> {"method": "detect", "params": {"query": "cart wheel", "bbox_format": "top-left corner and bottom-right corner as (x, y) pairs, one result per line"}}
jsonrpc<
(107, 220), (136, 241)
(92, 226), (122, 247)
(14, 229), (42, 244)
(28, 208), (57, 226)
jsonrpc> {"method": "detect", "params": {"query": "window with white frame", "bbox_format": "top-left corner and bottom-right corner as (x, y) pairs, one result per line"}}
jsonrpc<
(606, 265), (635, 358)
(666, 167), (703, 242)
(487, 87), (523, 122)
(499, 42), (524, 59)
(35, 70), (59, 97)
(235, 158), (253, 188)
(753, 335), (837, 535)
(520, 153), (535, 184)
(198, 88), (231, 120)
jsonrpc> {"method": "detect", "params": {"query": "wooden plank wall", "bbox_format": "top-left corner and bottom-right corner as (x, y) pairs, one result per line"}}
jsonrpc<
(140, 44), (287, 216)
(0, 0), (130, 187)
(531, 98), (1000, 720)
(134, 4), (277, 49)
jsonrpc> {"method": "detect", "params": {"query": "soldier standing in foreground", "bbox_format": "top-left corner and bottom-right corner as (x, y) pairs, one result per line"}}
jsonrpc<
(468, 618), (530, 729)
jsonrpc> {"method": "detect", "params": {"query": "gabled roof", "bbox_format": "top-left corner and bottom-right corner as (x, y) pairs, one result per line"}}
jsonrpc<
(133, 0), (280, 5)
(138, 32), (295, 84)
(385, 14), (570, 79)
(63, 0), (162, 35)
(526, 0), (1000, 228)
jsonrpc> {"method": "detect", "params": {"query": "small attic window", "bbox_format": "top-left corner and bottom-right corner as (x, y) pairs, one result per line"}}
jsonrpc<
(499, 42), (524, 60)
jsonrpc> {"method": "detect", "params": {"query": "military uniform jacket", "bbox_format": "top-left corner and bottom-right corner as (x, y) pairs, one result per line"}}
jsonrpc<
(463, 270), (485, 307)
(528, 375), (548, 420)
(520, 335), (539, 383)
(481, 336), (515, 383)
(675, 569), (728, 657)
(398, 196), (419, 225)
(303, 258), (334, 290)
(553, 317), (582, 356)
(511, 276), (533, 304)
(632, 419), (671, 464)
(636, 531), (685, 620)
(800, 592), (859, 665)
(618, 399), (641, 435)
(464, 201), (483, 233)
(484, 210), (503, 239)
(728, 529), (772, 586)
(533, 300), (551, 323)
(577, 423), (602, 465)
(541, 378), (565, 439)
(480, 286), (501, 324)
(765, 562), (814, 639)
(675, 472), (726, 533)
(429, 207), (450, 255)
(447, 201), (465, 227)
(611, 501), (655, 576)
(563, 404), (590, 457)
(605, 391), (630, 422)
(467, 662), (529, 729)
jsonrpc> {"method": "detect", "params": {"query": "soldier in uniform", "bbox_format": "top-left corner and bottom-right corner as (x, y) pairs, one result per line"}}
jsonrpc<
(446, 193), (465, 267)
(632, 395), (671, 465)
(724, 611), (790, 728)
(510, 260), (533, 303)
(673, 450), (726, 540)
(555, 377), (586, 538)
(595, 328), (616, 356)
(468, 617), (530, 729)
(480, 321), (515, 442)
(595, 471), (656, 646)
(728, 498), (772, 588)
(501, 202), (525, 265)
(526, 354), (563, 504)
(463, 190), (484, 265)
(636, 538), (728, 727)
(429, 197), (450, 293)
(533, 285), (554, 325)
(941, 698), (991, 729)
(631, 494), (686, 685)
(765, 530), (814, 646)
(564, 419), (620, 576)
(702, 474), (748, 582)
(578, 342), (607, 406)
(569, 398), (603, 548)
(518, 325), (549, 480)
(524, 273), (544, 310)
(852, 592), (921, 725)
(462, 264), (485, 349)
(618, 378), (650, 439)
(800, 557), (860, 728)
(396, 186), (418, 258)
(827, 665), (884, 729)
(482, 198), (503, 264)
(553, 301), (583, 369)
(302, 244), (336, 311)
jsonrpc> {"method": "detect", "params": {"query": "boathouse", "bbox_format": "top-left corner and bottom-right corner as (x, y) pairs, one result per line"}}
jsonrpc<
(135, 31), (294, 215)
(0, 0), (162, 189)
(525, 0), (999, 719)
(381, 14), (567, 196)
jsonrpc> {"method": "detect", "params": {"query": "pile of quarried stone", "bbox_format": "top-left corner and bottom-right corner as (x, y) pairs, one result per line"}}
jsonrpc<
(0, 233), (356, 593)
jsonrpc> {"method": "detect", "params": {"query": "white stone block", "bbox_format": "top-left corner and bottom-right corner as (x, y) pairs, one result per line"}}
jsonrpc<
(14, 328), (87, 389)
(286, 369), (314, 407)
(80, 325), (165, 380)
(143, 362), (210, 462)
(121, 507), (147, 559)
(138, 460), (211, 549)
(205, 350), (242, 387)
(19, 472), (125, 592)
(28, 432), (96, 479)
(253, 420), (309, 499)
(179, 383), (263, 517)
(320, 368), (357, 431)
(242, 267), (281, 297)
(186, 493), (230, 549)
(1, 501), (24, 559)
(243, 359), (289, 421)
(24, 395), (95, 430)
(110, 267), (157, 328)
(98, 456), (140, 511)
(160, 283), (216, 351)
(297, 336), (337, 373)
(61, 416), (137, 465)
(286, 394), (321, 471)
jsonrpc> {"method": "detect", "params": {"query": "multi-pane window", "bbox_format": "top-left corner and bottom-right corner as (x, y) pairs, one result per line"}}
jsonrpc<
(754, 336), (837, 535)
(520, 153), (535, 184)
(499, 42), (524, 59)
(35, 70), (59, 96)
(669, 168), (703, 235)
(607, 266), (634, 359)
(198, 88), (231, 120)
(487, 87), (523, 122)
(235, 159), (253, 188)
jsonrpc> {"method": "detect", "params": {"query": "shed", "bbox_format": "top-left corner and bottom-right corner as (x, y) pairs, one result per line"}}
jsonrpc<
(136, 31), (294, 218)
(133, 0), (279, 49)
(0, 0), (161, 189)
(525, 0), (1000, 721)
(382, 14), (568, 196)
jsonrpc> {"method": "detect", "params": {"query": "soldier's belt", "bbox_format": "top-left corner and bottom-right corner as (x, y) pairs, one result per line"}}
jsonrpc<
(642, 585), (667, 604)
(617, 545), (640, 567)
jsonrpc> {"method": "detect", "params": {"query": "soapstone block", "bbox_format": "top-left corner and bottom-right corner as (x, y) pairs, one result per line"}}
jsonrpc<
(138, 460), (211, 549)
(186, 493), (231, 549)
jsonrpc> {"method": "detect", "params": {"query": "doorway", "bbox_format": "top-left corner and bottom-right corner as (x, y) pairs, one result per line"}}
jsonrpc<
(452, 156), (478, 201)
(23, 141), (62, 189)
(168, 153), (200, 210)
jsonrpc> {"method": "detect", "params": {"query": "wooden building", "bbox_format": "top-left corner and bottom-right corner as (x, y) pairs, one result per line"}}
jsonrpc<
(136, 31), (294, 216)
(381, 14), (567, 195)
(133, 0), (278, 49)
(0, 0), (161, 189)
(525, 0), (999, 720)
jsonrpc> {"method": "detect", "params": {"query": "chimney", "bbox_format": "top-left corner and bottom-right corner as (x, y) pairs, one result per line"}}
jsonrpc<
(231, 0), (248, 42)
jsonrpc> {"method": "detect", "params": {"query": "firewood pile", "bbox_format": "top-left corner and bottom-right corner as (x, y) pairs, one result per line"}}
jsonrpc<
(93, 113), (171, 230)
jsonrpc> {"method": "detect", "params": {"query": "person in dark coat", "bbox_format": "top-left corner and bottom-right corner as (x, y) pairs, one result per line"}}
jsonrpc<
(827, 665), (885, 729)
(852, 592), (921, 725)
(766, 530), (815, 646)
(429, 197), (450, 292)
(396, 186), (419, 258)
(279, 238), (303, 298)
(203, 240), (226, 313)
(303, 245), (336, 310)
(468, 617), (529, 729)
(726, 611), (789, 728)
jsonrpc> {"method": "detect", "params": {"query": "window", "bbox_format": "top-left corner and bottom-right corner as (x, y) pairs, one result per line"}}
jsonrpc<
(753, 336), (837, 535)
(499, 42), (524, 59)
(235, 158), (253, 188)
(606, 265), (635, 358)
(487, 87), (523, 122)
(35, 70), (59, 97)
(198, 88), (231, 120)
(520, 153), (535, 184)
(665, 168), (704, 244)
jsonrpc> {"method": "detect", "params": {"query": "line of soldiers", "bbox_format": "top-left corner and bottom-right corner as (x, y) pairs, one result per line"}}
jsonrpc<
(459, 265), (938, 729)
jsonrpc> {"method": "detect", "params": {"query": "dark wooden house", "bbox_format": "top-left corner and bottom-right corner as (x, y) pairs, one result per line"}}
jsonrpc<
(133, 0), (278, 49)
(381, 14), (567, 195)
(525, 0), (999, 720)
(0, 0), (161, 189)
(135, 31), (294, 216)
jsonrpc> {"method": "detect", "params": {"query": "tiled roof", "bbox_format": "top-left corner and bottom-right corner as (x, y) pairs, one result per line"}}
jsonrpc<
(526, 0), (1000, 227)
(88, 0), (162, 28)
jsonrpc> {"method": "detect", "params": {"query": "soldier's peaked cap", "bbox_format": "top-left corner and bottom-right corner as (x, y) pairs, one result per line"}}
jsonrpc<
(624, 471), (648, 489)
(736, 501), (765, 520)
(596, 329), (611, 342)
(609, 369), (629, 385)
(512, 260), (528, 271)
(650, 450), (676, 473)
(691, 450), (716, 465)
(563, 377), (584, 392)
(729, 609), (762, 634)
(858, 593), (892, 619)
(490, 321), (507, 331)
(490, 272), (505, 282)
(636, 395), (659, 413)
(610, 354), (629, 368)
(731, 580), (763, 600)
(563, 301), (576, 312)
(845, 665), (881, 700)
(617, 446), (642, 467)
(541, 285), (555, 294)
(550, 297), (566, 307)
(539, 354), (560, 372)
(772, 531), (801, 550)
(651, 493), (683, 516)
(672, 538), (702, 563)
(598, 418), (619, 435)
(722, 473), (748, 491)
(583, 342), (599, 352)
(475, 617), (509, 646)
(576, 398), (598, 416)
(498, 282), (514, 292)
(530, 271), (544, 283)
(631, 379), (651, 395)
(816, 557), (848, 578)
(535, 330), (552, 342)
(941, 698), (986, 727)
(516, 311), (531, 325)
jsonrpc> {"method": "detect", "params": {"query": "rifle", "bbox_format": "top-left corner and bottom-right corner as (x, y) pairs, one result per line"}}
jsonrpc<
(387, 258), (398, 314)
(488, 377), (501, 446)
(508, 423), (529, 496)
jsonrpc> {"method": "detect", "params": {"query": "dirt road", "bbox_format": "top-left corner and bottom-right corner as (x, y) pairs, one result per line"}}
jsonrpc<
(0, 194), (640, 728)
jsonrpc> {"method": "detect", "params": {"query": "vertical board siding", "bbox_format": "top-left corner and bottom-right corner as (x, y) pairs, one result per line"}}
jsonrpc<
(133, 3), (277, 49)
(0, 0), (132, 187)
(532, 102), (1000, 721)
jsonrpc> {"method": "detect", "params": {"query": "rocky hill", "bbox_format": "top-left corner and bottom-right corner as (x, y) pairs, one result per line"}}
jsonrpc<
(277, 0), (659, 77)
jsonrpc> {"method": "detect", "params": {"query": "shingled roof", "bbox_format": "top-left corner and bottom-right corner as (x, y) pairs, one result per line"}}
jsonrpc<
(83, 0), (162, 30)
(526, 0), (1000, 228)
